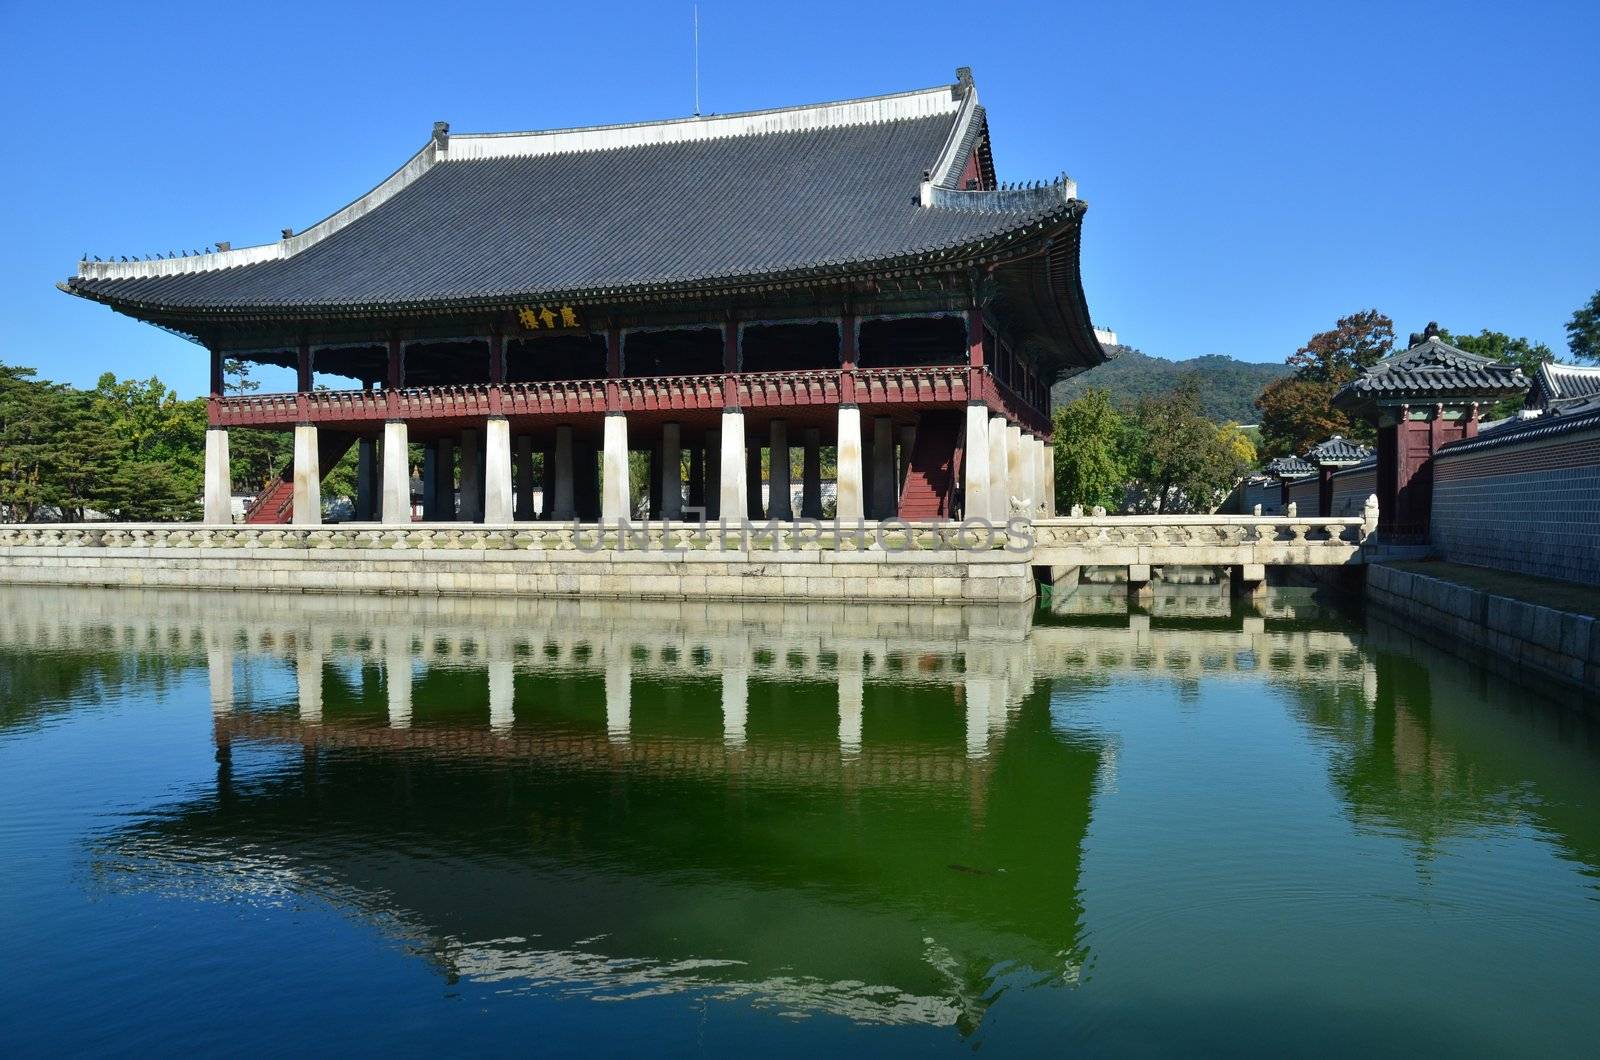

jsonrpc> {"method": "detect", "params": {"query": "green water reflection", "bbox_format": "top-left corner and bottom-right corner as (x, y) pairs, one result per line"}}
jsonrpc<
(1, 584), (1597, 1052)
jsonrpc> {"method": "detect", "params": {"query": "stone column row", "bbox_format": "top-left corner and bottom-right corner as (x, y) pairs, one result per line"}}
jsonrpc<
(959, 406), (1052, 522)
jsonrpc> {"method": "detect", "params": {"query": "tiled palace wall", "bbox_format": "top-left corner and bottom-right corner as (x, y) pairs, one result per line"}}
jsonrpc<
(1429, 414), (1600, 586)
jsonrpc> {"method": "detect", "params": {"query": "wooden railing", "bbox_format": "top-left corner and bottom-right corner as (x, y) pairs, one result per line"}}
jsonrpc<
(211, 366), (1044, 429)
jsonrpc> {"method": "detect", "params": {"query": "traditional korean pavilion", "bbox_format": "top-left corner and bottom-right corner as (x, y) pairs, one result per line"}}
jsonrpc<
(64, 69), (1105, 526)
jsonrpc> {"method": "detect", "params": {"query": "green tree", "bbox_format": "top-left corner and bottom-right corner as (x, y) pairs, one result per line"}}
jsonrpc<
(1567, 290), (1600, 364)
(1254, 310), (1393, 456)
(1051, 389), (1126, 510)
(1127, 381), (1251, 513)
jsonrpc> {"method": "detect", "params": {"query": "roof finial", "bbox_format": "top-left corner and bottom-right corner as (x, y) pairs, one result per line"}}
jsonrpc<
(956, 66), (974, 93)
(432, 121), (450, 150)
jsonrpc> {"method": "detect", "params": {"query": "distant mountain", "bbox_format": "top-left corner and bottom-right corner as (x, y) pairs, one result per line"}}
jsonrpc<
(1051, 346), (1290, 424)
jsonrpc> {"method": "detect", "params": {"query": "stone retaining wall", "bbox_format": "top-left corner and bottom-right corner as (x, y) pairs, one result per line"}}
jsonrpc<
(0, 544), (1035, 604)
(1366, 563), (1598, 694)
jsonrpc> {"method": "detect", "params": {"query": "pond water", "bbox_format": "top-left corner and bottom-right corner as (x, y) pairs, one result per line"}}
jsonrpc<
(1, 583), (1597, 1056)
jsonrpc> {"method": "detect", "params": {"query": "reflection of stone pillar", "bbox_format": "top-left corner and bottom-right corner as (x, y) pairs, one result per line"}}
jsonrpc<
(768, 420), (791, 520)
(965, 675), (990, 759)
(382, 420), (410, 524)
(552, 426), (575, 520)
(604, 650), (631, 742)
(514, 435), (534, 520)
(837, 658), (863, 756)
(987, 414), (1009, 521)
(386, 639), (412, 729)
(207, 642), (234, 716)
(203, 428), (231, 524)
(292, 423), (321, 525)
(836, 406), (864, 521)
(872, 416), (895, 518)
(801, 427), (822, 518)
(661, 422), (683, 520)
(484, 417), (513, 523)
(721, 659), (748, 748)
(962, 404), (990, 521)
(296, 641), (323, 724)
(489, 659), (514, 732)
(459, 427), (483, 522)
(718, 411), (747, 521)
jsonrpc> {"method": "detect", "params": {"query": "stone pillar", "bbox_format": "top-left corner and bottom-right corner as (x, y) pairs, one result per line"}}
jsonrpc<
(539, 446), (555, 519)
(604, 649), (630, 743)
(439, 437), (459, 520)
(872, 417), (896, 518)
(483, 418), (513, 523)
(203, 427), (231, 524)
(552, 426), (576, 520)
(799, 428), (822, 519)
(768, 420), (792, 520)
(515, 435), (534, 520)
(382, 420), (411, 524)
(458, 427), (483, 522)
(1043, 441), (1056, 517)
(489, 658), (514, 732)
(648, 443), (663, 517)
(1006, 423), (1026, 517)
(718, 411), (747, 521)
(962, 404), (990, 522)
(1033, 436), (1048, 516)
(292, 423), (321, 526)
(746, 442), (764, 520)
(385, 638), (412, 729)
(987, 414), (1009, 522)
(356, 437), (377, 520)
(602, 413), (630, 521)
(296, 641), (323, 724)
(705, 429), (721, 519)
(835, 406), (864, 521)
(661, 422), (683, 520)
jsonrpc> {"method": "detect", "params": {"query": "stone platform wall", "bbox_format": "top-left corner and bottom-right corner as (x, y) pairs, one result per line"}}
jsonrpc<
(0, 524), (1035, 604)
(1430, 412), (1600, 586)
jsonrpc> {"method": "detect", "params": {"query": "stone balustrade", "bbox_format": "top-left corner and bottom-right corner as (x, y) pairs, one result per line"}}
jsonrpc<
(1031, 512), (1374, 568)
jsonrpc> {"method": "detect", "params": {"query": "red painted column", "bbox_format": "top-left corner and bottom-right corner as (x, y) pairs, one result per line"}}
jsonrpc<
(840, 315), (857, 405)
(722, 321), (739, 407)
(386, 338), (404, 417)
(965, 308), (985, 403)
(296, 342), (313, 420)
(607, 327), (623, 411)
(207, 348), (224, 425)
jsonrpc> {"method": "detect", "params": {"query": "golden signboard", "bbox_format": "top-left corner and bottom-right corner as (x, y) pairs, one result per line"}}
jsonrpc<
(518, 305), (581, 331)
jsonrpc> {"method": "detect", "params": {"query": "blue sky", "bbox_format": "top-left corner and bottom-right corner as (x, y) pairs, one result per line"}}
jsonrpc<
(2, 0), (1595, 396)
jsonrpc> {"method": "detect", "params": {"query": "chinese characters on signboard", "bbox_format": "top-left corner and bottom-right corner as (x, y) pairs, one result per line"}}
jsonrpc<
(518, 305), (580, 331)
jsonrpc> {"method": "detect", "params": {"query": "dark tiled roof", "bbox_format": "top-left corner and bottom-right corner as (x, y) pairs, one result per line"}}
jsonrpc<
(1303, 435), (1371, 464)
(1333, 335), (1527, 411)
(1437, 397), (1600, 457)
(65, 80), (1081, 318)
(1264, 455), (1315, 478)
(1528, 362), (1600, 410)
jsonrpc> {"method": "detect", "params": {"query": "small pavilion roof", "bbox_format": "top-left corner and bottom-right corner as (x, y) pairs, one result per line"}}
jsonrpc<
(1302, 435), (1372, 465)
(1333, 325), (1527, 414)
(61, 69), (1102, 365)
(1264, 455), (1315, 479)
(1527, 361), (1600, 411)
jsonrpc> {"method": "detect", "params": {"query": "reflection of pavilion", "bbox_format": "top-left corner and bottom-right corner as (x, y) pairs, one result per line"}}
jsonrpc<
(32, 586), (1099, 1031)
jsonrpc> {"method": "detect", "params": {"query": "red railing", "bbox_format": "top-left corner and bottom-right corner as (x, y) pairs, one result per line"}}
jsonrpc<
(211, 366), (1046, 428)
